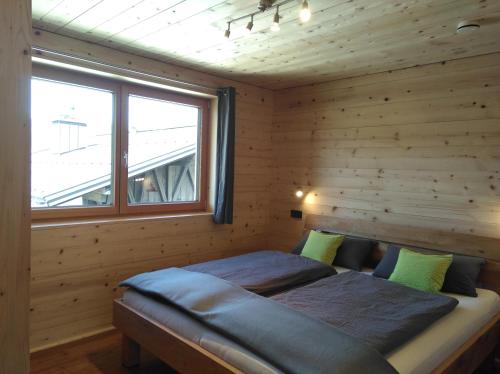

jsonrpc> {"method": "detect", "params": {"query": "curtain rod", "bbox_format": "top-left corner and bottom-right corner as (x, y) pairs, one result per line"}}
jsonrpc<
(31, 46), (219, 94)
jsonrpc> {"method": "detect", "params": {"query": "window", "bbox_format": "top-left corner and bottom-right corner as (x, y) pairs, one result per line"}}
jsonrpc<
(31, 65), (209, 220)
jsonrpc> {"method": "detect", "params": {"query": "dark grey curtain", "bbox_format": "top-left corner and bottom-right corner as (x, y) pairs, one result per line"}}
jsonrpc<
(213, 87), (236, 224)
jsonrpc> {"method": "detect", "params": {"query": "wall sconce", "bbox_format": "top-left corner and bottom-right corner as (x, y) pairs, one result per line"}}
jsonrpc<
(295, 189), (304, 198)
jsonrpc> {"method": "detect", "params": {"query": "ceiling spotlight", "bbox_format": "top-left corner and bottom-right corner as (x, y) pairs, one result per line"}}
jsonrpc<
(456, 20), (480, 33)
(271, 6), (280, 32)
(226, 0), (311, 39)
(300, 0), (311, 22)
(246, 15), (254, 33)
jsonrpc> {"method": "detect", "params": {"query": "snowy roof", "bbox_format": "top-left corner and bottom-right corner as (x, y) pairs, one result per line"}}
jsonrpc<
(32, 126), (197, 207)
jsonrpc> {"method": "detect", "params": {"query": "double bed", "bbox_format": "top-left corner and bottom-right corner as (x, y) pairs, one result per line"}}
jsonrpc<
(113, 217), (500, 374)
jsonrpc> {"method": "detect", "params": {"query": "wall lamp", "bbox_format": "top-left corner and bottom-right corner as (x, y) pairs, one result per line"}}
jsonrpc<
(295, 188), (304, 198)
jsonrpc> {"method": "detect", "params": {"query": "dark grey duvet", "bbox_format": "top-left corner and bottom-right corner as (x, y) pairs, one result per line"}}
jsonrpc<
(121, 268), (397, 374)
(271, 271), (459, 354)
(184, 250), (336, 294)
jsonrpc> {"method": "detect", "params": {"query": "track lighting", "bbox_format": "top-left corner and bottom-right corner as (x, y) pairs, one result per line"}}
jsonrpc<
(224, 0), (312, 38)
(300, 0), (311, 22)
(271, 6), (280, 32)
(246, 15), (254, 33)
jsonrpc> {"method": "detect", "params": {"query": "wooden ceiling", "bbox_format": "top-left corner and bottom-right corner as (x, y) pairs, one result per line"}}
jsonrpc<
(32, 0), (500, 90)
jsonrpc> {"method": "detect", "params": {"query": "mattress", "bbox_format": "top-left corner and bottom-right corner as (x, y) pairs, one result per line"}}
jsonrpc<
(121, 267), (499, 374)
(387, 287), (499, 373)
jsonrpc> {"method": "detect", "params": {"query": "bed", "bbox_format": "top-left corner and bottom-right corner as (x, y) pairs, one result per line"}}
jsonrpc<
(113, 215), (500, 374)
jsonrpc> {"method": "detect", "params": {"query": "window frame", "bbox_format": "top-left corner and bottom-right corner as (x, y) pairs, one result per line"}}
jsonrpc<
(119, 84), (209, 215)
(31, 64), (210, 221)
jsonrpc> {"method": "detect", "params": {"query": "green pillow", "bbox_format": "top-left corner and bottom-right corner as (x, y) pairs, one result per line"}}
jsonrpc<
(300, 231), (344, 265)
(389, 248), (453, 293)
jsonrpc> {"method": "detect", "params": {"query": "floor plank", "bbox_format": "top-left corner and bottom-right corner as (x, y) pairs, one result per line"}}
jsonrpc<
(31, 330), (176, 374)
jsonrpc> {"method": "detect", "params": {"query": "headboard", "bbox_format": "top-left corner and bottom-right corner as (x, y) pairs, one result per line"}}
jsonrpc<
(303, 214), (500, 295)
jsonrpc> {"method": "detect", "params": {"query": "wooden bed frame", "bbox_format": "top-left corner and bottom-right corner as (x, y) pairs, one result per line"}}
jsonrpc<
(113, 214), (500, 373)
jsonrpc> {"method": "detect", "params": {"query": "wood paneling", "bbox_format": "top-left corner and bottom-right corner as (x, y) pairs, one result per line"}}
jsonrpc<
(29, 23), (500, 355)
(270, 53), (500, 257)
(0, 0), (32, 372)
(31, 31), (273, 351)
(31, 0), (500, 89)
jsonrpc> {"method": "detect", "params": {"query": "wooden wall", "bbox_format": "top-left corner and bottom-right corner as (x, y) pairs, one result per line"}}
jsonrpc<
(31, 31), (273, 351)
(270, 53), (500, 256)
(30, 31), (500, 353)
(0, 0), (32, 372)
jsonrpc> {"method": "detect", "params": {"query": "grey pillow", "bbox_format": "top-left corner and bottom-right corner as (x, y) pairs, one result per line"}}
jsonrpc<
(333, 236), (375, 271)
(291, 233), (309, 255)
(373, 245), (485, 297)
(292, 231), (375, 271)
(372, 244), (400, 279)
(442, 255), (485, 297)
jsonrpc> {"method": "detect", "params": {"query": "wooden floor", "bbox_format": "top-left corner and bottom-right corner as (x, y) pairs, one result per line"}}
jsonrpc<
(31, 330), (176, 374)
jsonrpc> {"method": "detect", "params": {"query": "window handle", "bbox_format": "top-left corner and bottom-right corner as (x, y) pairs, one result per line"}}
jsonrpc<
(123, 151), (128, 167)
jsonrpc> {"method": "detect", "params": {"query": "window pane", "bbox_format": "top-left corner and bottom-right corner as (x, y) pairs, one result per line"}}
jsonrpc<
(31, 78), (115, 208)
(127, 94), (200, 205)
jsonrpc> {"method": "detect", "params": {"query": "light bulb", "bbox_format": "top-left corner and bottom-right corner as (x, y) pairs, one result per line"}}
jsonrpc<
(295, 190), (304, 198)
(300, 1), (311, 22)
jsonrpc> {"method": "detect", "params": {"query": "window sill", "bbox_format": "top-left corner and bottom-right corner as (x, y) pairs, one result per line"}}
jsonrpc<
(31, 211), (214, 230)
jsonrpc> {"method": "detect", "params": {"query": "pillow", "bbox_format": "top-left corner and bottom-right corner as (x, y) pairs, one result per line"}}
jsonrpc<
(291, 233), (309, 255)
(388, 249), (453, 293)
(292, 231), (375, 271)
(441, 255), (485, 297)
(372, 244), (401, 278)
(373, 245), (485, 296)
(333, 237), (375, 271)
(300, 231), (344, 265)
